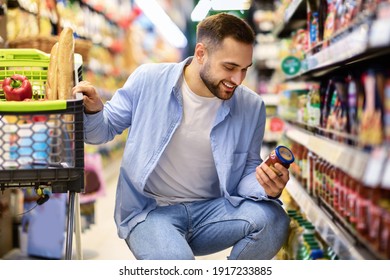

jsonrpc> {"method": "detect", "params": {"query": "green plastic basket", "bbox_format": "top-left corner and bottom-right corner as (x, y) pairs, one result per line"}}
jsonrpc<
(0, 49), (85, 193)
(0, 49), (85, 112)
(0, 48), (63, 109)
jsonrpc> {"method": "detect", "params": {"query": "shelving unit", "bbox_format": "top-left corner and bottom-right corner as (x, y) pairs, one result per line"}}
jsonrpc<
(276, 1), (390, 81)
(285, 124), (370, 181)
(272, 0), (390, 259)
(286, 176), (374, 259)
(273, 0), (307, 38)
(298, 18), (390, 79)
(262, 94), (284, 143)
(285, 124), (389, 259)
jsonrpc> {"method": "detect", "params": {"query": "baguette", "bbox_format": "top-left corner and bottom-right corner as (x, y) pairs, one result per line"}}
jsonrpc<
(46, 42), (59, 100)
(57, 27), (75, 100)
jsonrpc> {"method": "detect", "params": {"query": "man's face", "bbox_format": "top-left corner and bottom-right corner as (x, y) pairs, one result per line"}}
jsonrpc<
(199, 37), (253, 100)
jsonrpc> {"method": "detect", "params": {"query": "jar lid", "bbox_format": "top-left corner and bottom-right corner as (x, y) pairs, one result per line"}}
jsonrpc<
(275, 145), (295, 164)
(310, 249), (324, 259)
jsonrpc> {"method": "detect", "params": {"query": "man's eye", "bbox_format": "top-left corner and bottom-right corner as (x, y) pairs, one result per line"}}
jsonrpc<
(224, 66), (234, 71)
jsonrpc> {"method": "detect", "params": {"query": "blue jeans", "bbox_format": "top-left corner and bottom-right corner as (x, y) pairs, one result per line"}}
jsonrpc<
(125, 197), (290, 260)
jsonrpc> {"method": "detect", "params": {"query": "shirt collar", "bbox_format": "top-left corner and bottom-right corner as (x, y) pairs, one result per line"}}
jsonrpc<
(172, 57), (193, 97)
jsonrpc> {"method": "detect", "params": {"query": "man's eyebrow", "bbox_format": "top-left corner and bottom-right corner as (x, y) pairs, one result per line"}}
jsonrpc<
(223, 62), (253, 68)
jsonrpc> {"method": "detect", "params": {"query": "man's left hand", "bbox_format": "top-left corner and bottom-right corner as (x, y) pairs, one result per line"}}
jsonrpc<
(255, 162), (290, 198)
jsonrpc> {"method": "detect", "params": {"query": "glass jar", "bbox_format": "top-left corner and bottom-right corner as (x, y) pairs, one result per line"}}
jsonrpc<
(263, 145), (295, 176)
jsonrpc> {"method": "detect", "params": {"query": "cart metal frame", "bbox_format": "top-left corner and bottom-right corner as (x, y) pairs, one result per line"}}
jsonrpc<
(0, 98), (85, 260)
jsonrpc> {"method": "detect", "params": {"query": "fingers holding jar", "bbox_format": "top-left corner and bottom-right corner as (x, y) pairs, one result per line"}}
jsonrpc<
(256, 163), (289, 198)
(256, 145), (295, 199)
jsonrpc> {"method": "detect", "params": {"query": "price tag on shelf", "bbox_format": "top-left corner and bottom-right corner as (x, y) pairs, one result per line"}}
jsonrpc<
(369, 18), (390, 47)
(347, 149), (369, 181)
(308, 136), (341, 166)
(381, 157), (390, 189)
(363, 147), (387, 187)
(337, 147), (354, 173)
(285, 126), (310, 146)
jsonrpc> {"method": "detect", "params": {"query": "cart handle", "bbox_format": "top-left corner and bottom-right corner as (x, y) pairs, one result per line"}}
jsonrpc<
(0, 100), (67, 112)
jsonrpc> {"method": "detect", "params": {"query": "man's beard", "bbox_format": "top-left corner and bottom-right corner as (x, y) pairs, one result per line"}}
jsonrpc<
(199, 63), (236, 100)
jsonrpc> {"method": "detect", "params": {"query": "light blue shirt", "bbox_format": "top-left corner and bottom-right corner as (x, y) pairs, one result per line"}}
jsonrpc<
(84, 57), (272, 239)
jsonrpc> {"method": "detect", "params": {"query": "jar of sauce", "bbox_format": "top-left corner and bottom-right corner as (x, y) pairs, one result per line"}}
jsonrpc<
(263, 145), (295, 176)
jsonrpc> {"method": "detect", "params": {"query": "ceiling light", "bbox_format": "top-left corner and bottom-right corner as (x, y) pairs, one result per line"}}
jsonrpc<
(191, 0), (212, 22)
(191, 0), (252, 22)
(135, 0), (188, 49)
(211, 0), (251, 11)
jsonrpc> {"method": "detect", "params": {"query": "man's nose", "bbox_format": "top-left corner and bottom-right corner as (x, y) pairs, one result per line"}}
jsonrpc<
(231, 71), (244, 85)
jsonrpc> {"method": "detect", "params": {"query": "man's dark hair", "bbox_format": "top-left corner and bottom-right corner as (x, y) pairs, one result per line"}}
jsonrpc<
(196, 13), (255, 51)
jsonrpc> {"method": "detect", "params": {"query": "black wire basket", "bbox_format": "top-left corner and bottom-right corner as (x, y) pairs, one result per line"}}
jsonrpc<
(0, 100), (85, 193)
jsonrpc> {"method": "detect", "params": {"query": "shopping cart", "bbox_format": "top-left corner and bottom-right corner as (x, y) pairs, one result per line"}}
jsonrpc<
(0, 49), (84, 260)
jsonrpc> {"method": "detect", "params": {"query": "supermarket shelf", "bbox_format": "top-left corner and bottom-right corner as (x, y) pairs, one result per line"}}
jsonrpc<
(285, 124), (370, 181)
(288, 9), (390, 80)
(261, 93), (280, 106)
(278, 1), (390, 261)
(317, 195), (389, 260)
(304, 21), (370, 74)
(263, 132), (282, 143)
(273, 0), (306, 38)
(286, 176), (375, 260)
(283, 0), (305, 23)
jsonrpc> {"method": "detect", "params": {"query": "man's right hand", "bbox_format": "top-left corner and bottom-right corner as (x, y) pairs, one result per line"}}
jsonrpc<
(72, 81), (104, 114)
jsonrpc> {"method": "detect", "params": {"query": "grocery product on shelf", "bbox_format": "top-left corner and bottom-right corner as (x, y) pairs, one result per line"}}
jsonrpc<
(270, 0), (390, 260)
(275, 192), (339, 260)
(284, 136), (390, 259)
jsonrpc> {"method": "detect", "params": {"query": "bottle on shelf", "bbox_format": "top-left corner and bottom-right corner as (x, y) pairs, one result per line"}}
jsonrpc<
(378, 196), (390, 258)
(356, 182), (370, 238)
(308, 150), (317, 196)
(346, 175), (358, 228)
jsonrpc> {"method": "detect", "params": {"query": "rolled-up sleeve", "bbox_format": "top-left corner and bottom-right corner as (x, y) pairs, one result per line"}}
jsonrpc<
(83, 111), (106, 144)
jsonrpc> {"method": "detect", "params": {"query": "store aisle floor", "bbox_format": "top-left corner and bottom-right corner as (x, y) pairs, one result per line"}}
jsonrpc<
(1, 155), (229, 260)
(79, 156), (134, 260)
(80, 156), (229, 260)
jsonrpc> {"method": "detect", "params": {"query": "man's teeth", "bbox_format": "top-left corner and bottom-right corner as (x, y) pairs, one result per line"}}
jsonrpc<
(223, 82), (234, 88)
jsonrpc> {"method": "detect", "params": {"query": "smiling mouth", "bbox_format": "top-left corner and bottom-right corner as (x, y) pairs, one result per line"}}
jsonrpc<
(222, 81), (235, 90)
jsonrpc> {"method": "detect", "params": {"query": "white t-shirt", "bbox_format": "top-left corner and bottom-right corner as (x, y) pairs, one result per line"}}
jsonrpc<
(145, 76), (222, 206)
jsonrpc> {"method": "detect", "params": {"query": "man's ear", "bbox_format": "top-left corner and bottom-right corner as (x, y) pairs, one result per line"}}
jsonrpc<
(194, 43), (206, 64)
